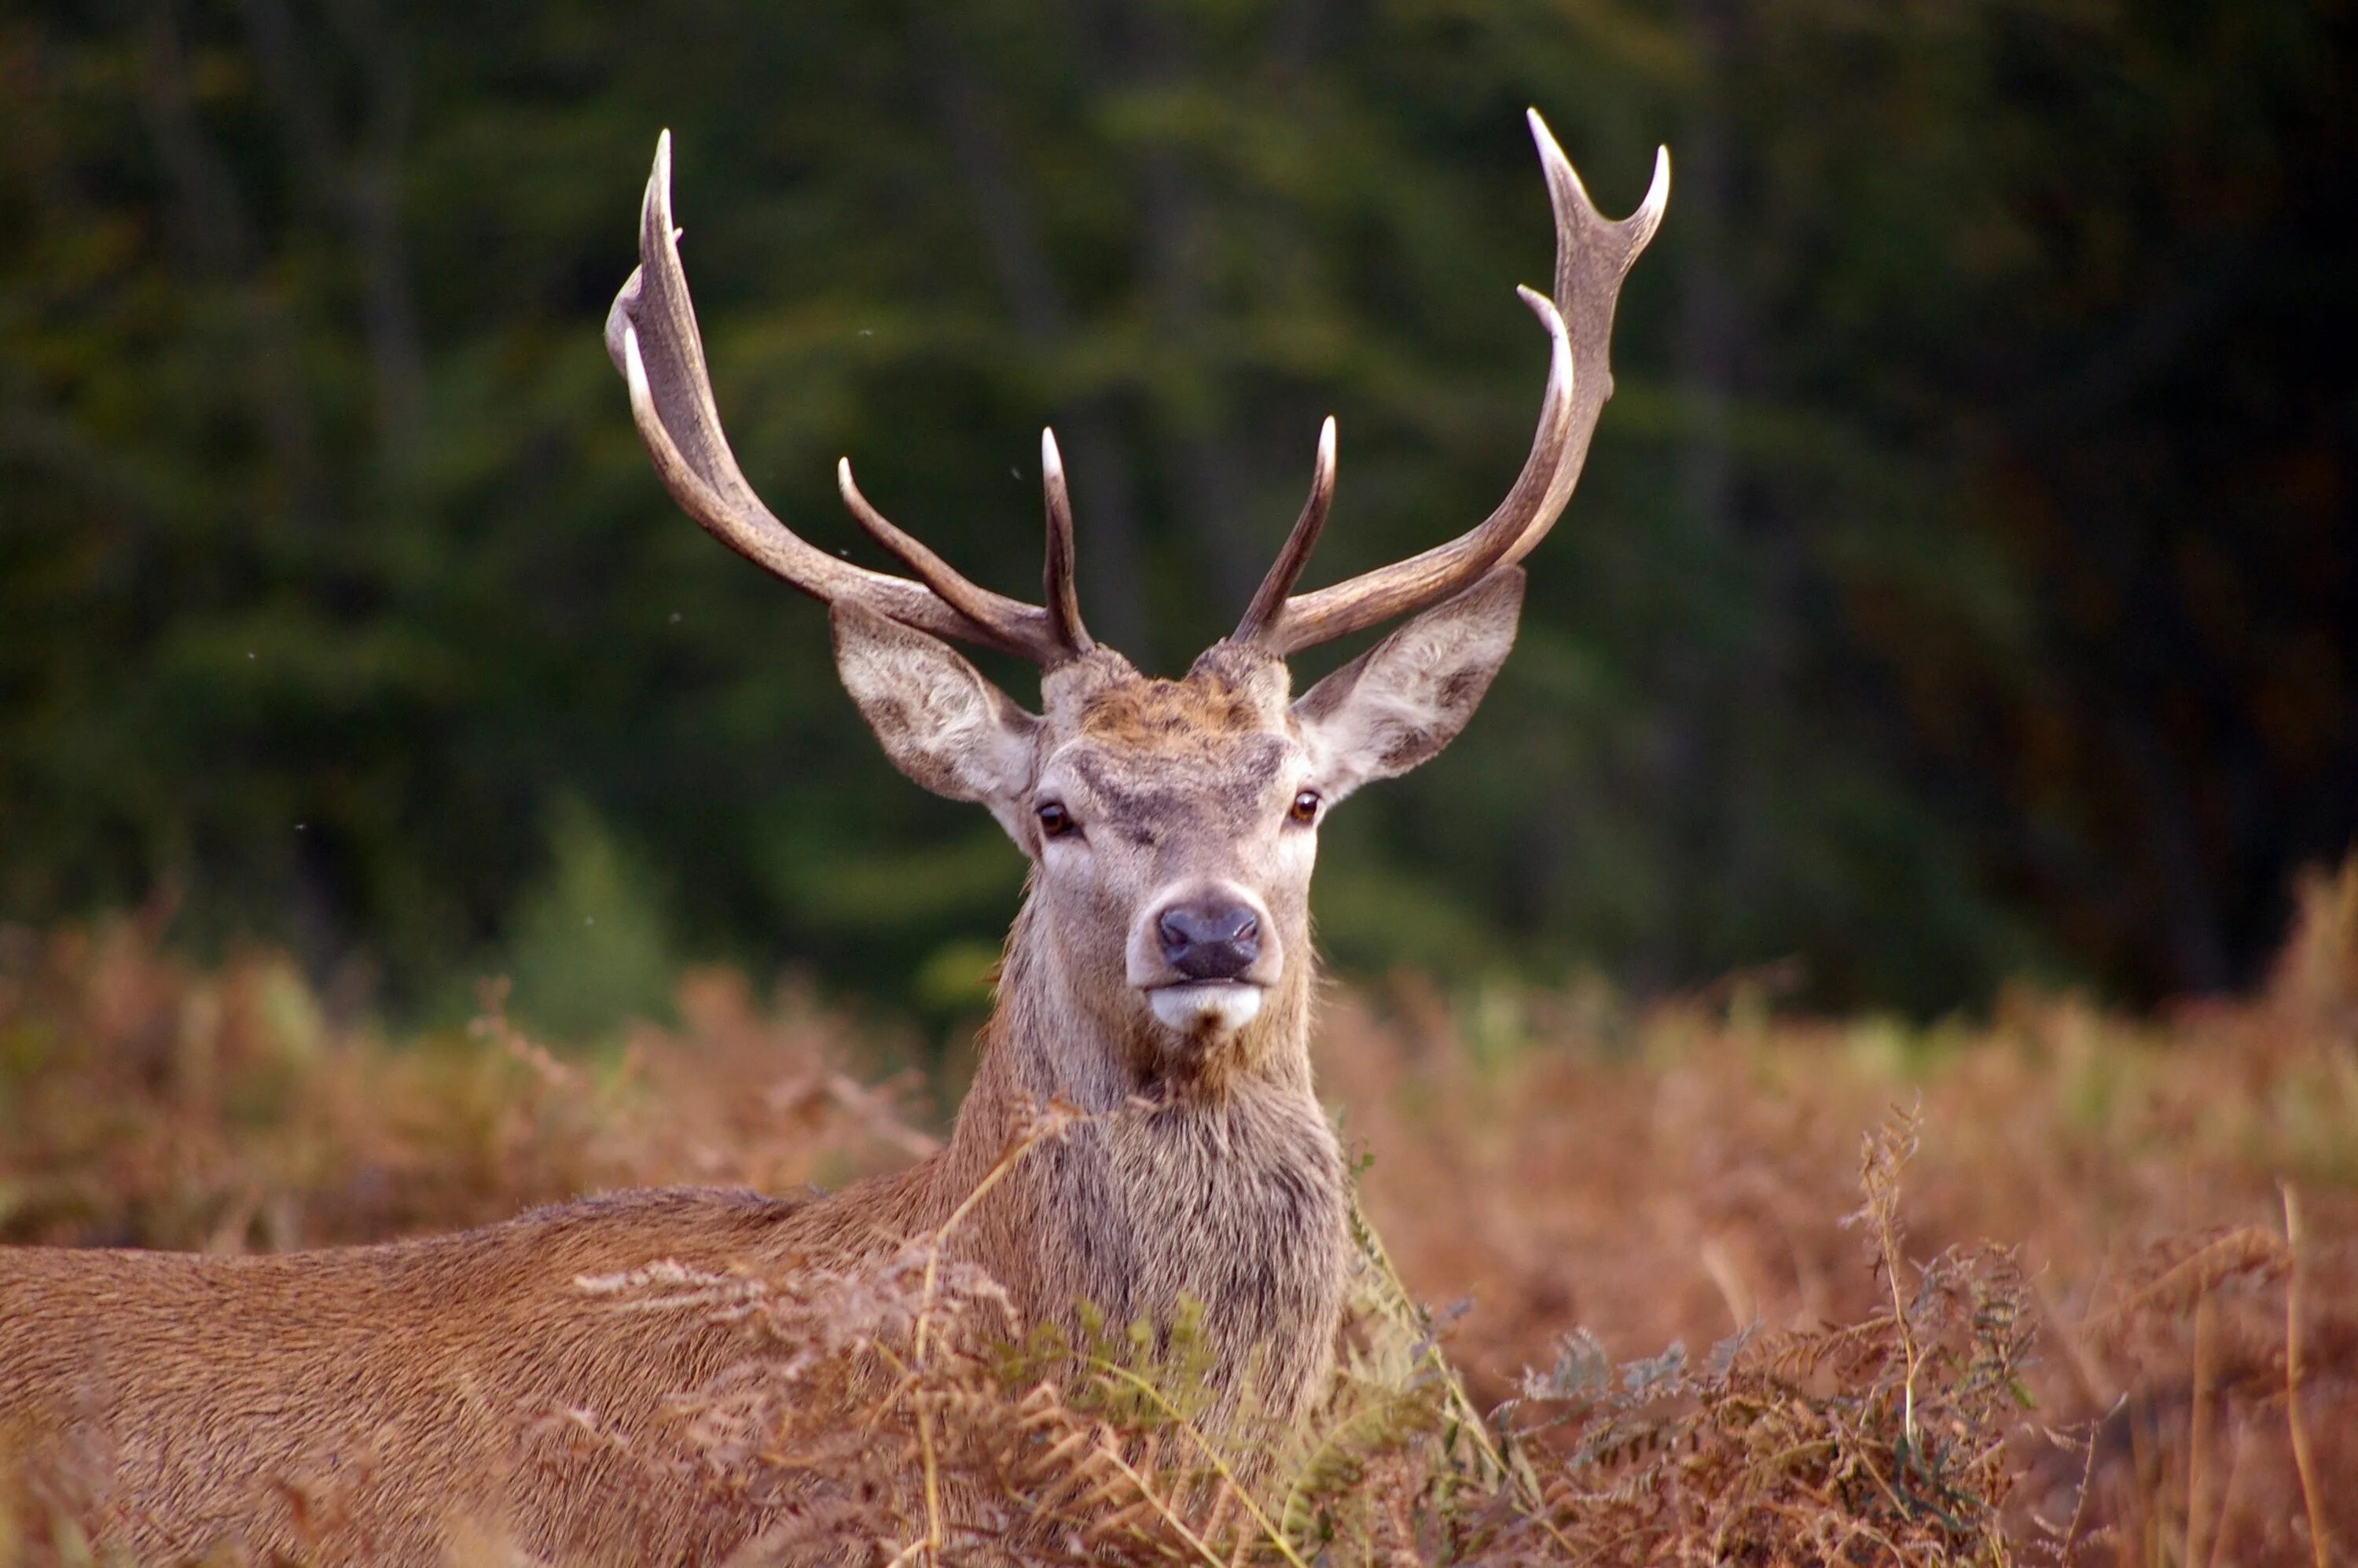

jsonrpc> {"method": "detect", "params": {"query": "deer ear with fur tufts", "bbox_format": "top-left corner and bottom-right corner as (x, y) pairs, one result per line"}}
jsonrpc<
(830, 602), (1041, 841)
(1291, 569), (1526, 805)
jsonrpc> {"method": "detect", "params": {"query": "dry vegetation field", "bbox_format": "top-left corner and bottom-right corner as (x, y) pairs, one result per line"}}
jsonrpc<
(5, 866), (2356, 1565)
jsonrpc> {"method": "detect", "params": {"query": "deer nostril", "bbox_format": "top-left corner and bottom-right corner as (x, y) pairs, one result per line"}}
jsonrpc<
(1157, 901), (1262, 982)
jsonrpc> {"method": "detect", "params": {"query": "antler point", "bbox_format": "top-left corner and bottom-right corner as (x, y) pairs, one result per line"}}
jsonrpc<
(1644, 145), (1673, 214)
(619, 325), (649, 403)
(1526, 108), (1572, 171)
(645, 132), (679, 239)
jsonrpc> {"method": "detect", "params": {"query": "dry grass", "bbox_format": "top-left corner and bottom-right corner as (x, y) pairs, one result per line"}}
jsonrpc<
(3, 863), (2355, 1565)
(1328, 861), (2358, 1565)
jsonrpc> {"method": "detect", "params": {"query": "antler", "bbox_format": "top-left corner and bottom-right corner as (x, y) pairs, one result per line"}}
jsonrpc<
(606, 132), (1088, 665)
(1234, 111), (1669, 655)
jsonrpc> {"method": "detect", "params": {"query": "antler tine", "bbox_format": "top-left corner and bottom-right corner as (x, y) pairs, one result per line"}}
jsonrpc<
(1237, 114), (1668, 656)
(836, 458), (1038, 645)
(1232, 417), (1337, 644)
(1039, 429), (1093, 656)
(1500, 115), (1670, 569)
(1240, 286), (1576, 655)
(607, 132), (1067, 664)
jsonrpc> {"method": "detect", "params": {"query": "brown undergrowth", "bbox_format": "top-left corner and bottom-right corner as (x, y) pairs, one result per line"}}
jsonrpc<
(3, 861), (2356, 1564)
(519, 1103), (2031, 1566)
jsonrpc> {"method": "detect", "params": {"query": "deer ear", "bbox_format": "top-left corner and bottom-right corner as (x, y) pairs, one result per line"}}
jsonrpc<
(1291, 568), (1523, 803)
(832, 603), (1040, 833)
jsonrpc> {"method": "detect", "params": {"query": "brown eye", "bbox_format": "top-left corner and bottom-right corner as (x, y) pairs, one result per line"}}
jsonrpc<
(1037, 801), (1074, 838)
(1289, 790), (1321, 824)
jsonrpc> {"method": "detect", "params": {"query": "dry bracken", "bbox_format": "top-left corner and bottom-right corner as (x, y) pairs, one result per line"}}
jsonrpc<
(5, 859), (2357, 1563)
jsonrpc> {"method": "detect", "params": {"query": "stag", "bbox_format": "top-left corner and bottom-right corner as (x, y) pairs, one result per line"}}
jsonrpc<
(0, 113), (1665, 1566)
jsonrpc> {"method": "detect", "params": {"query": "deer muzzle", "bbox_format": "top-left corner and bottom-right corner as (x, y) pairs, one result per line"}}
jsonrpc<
(1129, 882), (1282, 1037)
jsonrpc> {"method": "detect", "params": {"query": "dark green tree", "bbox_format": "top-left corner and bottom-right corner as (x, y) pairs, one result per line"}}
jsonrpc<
(2, 0), (2350, 1020)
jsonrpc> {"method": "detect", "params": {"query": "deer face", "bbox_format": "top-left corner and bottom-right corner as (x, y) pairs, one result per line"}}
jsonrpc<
(830, 568), (1524, 1076)
(610, 112), (1664, 1081)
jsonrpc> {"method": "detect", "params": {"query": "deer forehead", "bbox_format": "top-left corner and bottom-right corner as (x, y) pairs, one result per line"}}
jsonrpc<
(1034, 652), (1303, 821)
(1060, 644), (1291, 740)
(1076, 681), (1276, 747)
(1054, 733), (1297, 832)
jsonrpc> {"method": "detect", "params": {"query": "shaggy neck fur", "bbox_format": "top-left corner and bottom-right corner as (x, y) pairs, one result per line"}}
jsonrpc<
(923, 890), (1347, 1423)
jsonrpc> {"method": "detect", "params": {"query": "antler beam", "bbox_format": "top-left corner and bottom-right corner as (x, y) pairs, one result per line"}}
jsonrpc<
(606, 132), (1086, 666)
(1234, 112), (1669, 655)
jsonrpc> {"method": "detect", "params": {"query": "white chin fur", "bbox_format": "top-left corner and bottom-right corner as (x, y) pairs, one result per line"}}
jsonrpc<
(1147, 982), (1263, 1037)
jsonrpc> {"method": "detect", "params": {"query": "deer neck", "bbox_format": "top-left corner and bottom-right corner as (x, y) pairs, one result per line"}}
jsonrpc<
(925, 894), (1348, 1417)
(968, 894), (1319, 1108)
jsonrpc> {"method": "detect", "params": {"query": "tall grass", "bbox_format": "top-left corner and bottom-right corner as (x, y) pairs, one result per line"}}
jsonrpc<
(4, 865), (2354, 1563)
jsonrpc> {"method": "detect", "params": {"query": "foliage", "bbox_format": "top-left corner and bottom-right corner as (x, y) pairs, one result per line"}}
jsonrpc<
(1482, 1114), (2031, 1564)
(5, 861), (2357, 1562)
(2, 0), (2351, 1017)
(530, 1111), (2033, 1567)
(500, 795), (679, 1041)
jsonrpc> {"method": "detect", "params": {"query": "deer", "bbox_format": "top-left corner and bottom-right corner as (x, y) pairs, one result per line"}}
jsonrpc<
(0, 112), (1665, 1566)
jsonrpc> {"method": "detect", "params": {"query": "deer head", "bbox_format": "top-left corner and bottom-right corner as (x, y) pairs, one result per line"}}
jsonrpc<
(606, 115), (1666, 1099)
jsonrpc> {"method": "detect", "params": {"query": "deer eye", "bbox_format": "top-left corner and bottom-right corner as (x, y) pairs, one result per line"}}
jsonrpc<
(1037, 801), (1074, 838)
(1288, 790), (1321, 825)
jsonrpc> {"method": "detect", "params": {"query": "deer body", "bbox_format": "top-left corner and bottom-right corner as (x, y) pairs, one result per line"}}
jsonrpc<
(0, 112), (1663, 1565)
(2, 938), (1344, 1564)
(3, 1188), (842, 1565)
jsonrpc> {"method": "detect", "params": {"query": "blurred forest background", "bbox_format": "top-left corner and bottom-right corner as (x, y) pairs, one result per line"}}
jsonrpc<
(1, 0), (2352, 1034)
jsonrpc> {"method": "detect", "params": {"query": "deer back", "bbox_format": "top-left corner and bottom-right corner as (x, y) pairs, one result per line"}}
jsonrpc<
(0, 1182), (931, 1564)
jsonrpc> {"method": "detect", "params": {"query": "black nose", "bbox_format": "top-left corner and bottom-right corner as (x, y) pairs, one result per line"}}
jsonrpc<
(1157, 900), (1262, 982)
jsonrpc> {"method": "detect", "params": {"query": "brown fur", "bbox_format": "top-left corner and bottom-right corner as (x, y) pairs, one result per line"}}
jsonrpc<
(0, 580), (1526, 1565)
(1077, 659), (1273, 746)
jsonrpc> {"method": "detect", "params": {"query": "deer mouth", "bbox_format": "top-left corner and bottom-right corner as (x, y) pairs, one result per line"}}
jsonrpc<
(1145, 980), (1265, 1037)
